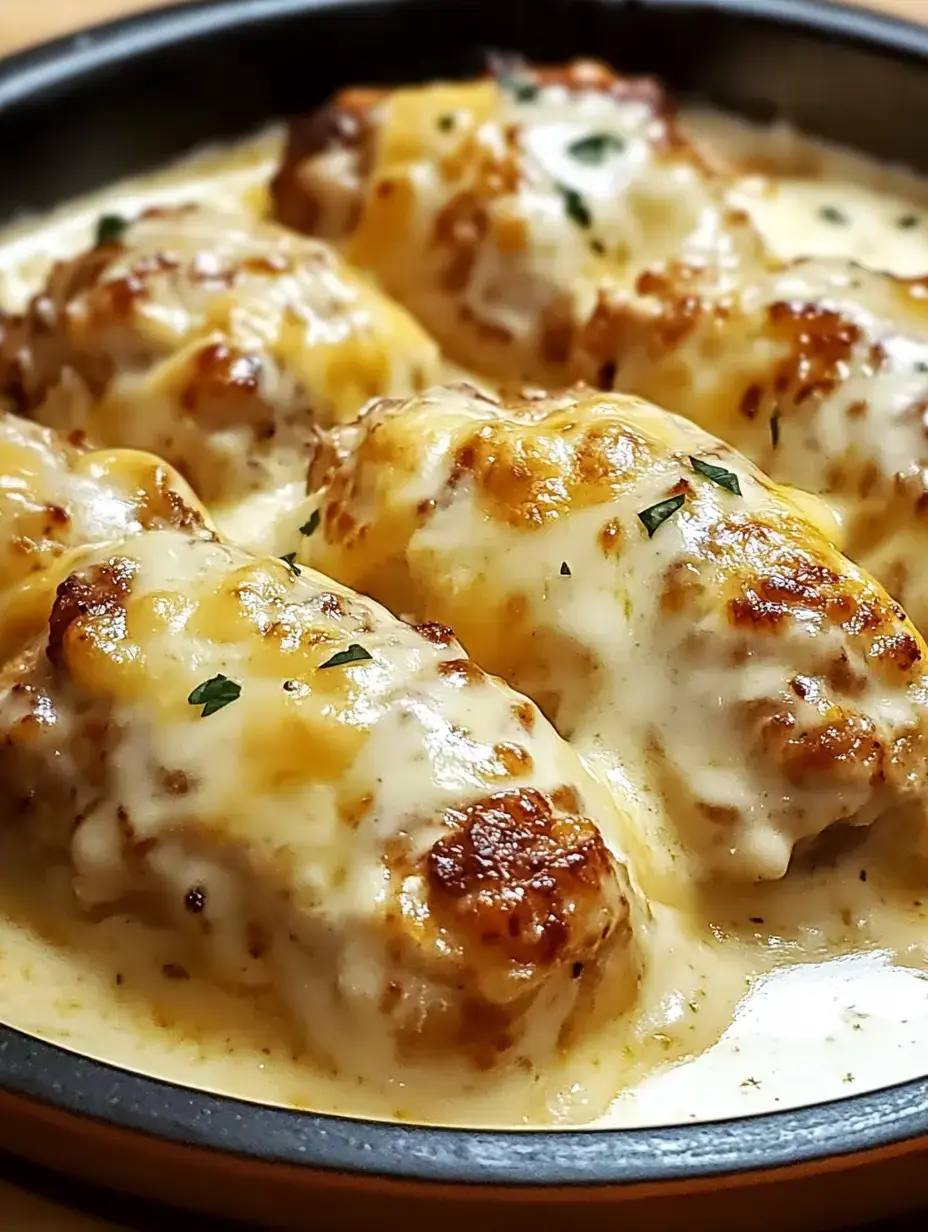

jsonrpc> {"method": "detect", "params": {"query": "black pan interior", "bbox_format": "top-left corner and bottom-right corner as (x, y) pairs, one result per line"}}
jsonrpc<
(1, 0), (928, 220)
(2, 0), (928, 1190)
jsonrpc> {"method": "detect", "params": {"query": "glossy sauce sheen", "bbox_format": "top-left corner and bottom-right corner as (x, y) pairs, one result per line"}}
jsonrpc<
(0, 117), (927, 1131)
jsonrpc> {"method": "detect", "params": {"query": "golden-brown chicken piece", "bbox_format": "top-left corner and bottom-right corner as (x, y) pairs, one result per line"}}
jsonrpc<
(0, 528), (639, 1099)
(586, 258), (928, 636)
(271, 59), (753, 386)
(304, 385), (928, 884)
(273, 61), (928, 638)
(0, 205), (441, 510)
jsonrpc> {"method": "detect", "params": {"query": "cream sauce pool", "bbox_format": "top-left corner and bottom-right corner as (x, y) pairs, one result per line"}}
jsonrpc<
(0, 117), (927, 1131)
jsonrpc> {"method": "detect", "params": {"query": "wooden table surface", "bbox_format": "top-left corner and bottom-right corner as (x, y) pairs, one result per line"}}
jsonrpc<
(0, 0), (925, 53)
(0, 0), (927, 1227)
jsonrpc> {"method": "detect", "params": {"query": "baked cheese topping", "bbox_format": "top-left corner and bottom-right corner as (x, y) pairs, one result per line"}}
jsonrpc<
(0, 205), (441, 507)
(273, 63), (928, 639)
(0, 409), (207, 597)
(593, 257), (928, 633)
(272, 61), (756, 386)
(306, 384), (928, 884)
(0, 63), (925, 1130)
(0, 528), (639, 1093)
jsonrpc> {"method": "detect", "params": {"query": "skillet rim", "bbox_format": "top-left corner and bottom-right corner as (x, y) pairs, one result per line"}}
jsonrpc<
(1, 0), (928, 1190)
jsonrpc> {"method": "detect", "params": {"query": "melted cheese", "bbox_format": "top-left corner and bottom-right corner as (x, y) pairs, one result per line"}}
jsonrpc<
(307, 384), (928, 886)
(0, 206), (441, 512)
(0, 529), (640, 1115)
(272, 63), (754, 385)
(0, 411), (207, 596)
(0, 79), (925, 1134)
(275, 64), (928, 640)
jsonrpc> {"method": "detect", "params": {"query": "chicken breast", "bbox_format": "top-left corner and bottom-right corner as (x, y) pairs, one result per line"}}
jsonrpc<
(586, 257), (928, 638)
(272, 61), (928, 639)
(271, 59), (752, 386)
(0, 205), (442, 508)
(0, 528), (639, 1094)
(304, 384), (928, 884)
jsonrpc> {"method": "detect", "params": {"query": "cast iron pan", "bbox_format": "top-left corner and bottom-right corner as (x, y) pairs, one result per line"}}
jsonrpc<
(1, 1), (928, 1228)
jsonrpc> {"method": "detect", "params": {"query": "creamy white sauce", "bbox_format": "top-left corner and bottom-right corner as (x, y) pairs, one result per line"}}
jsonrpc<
(685, 107), (928, 277)
(0, 114), (928, 1132)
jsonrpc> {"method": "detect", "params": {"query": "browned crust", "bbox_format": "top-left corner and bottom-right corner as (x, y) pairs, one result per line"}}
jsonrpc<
(269, 58), (693, 249)
(179, 343), (268, 434)
(725, 530), (922, 675)
(270, 91), (383, 238)
(425, 787), (621, 970)
(47, 557), (135, 667)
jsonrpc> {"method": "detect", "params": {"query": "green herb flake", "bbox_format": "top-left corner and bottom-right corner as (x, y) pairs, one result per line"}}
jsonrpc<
(770, 408), (781, 449)
(560, 561), (571, 576)
(689, 456), (742, 496)
(589, 238), (606, 255)
(499, 75), (539, 103)
(188, 674), (241, 718)
(96, 213), (128, 245)
(557, 184), (592, 229)
(299, 509), (321, 537)
(566, 131), (625, 164)
(280, 552), (301, 576)
(915, 360), (928, 375)
(818, 205), (848, 225)
(898, 213), (920, 230)
(637, 492), (686, 538)
(437, 114), (456, 132)
(318, 643), (373, 670)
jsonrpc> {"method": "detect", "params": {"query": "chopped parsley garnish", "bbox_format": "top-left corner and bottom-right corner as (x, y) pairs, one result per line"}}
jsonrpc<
(499, 74), (539, 103)
(557, 184), (592, 229)
(689, 456), (742, 496)
(637, 493), (686, 538)
(280, 552), (301, 576)
(770, 408), (781, 449)
(96, 213), (128, 245)
(299, 509), (321, 537)
(560, 561), (571, 576)
(567, 132), (625, 164)
(818, 204), (848, 225)
(188, 674), (241, 717)
(318, 643), (373, 670)
(437, 114), (456, 132)
(898, 213), (920, 229)
(590, 238), (606, 255)
(915, 360), (928, 375)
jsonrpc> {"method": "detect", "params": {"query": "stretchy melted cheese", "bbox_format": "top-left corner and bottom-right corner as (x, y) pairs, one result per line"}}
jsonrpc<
(0, 529), (639, 1098)
(306, 385), (928, 884)
(0, 205), (441, 508)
